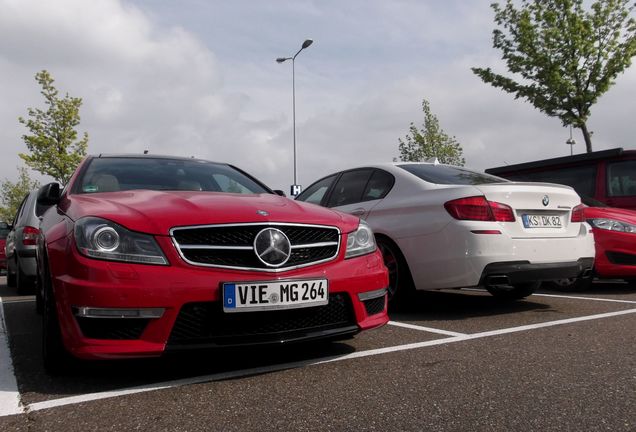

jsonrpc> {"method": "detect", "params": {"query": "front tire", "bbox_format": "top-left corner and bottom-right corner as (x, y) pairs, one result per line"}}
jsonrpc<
(41, 260), (74, 375)
(486, 281), (539, 300)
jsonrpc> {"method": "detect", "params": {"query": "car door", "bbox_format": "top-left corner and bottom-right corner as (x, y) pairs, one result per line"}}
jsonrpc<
(326, 169), (394, 220)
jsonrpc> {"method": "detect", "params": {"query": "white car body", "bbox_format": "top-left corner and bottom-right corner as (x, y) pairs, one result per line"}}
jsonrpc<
(297, 162), (595, 298)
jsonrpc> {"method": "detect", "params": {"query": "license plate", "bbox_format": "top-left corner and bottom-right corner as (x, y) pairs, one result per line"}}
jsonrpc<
(522, 214), (563, 228)
(223, 279), (328, 312)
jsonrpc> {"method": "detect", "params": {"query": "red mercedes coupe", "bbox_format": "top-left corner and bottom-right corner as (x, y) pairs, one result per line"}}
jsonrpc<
(36, 154), (388, 373)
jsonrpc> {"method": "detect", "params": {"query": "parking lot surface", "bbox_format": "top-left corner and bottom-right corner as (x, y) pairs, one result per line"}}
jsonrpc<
(1, 276), (634, 431)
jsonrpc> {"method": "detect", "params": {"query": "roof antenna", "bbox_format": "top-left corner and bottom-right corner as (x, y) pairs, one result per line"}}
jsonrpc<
(144, 150), (149, 154)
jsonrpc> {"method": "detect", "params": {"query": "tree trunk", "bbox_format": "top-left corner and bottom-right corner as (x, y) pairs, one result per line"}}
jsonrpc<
(580, 123), (593, 153)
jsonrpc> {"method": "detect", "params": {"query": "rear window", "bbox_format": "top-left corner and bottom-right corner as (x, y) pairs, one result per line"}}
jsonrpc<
(398, 164), (505, 185)
(77, 157), (270, 195)
(0, 223), (9, 239)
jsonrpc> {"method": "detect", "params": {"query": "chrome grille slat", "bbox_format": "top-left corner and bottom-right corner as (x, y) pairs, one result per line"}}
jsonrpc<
(171, 223), (340, 272)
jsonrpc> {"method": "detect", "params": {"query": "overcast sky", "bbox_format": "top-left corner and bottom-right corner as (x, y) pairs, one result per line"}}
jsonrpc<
(1, 0), (635, 191)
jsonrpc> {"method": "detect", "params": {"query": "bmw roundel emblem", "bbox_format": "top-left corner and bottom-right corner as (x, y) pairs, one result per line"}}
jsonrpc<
(542, 195), (550, 206)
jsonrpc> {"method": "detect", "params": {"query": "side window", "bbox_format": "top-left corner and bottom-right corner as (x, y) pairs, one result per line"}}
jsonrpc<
(362, 170), (394, 202)
(13, 195), (29, 226)
(510, 165), (597, 197)
(326, 169), (373, 208)
(296, 174), (337, 205)
(607, 160), (636, 197)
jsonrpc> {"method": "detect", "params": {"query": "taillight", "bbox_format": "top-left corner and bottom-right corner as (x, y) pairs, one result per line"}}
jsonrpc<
(488, 201), (516, 222)
(570, 204), (586, 223)
(22, 226), (40, 246)
(444, 196), (515, 222)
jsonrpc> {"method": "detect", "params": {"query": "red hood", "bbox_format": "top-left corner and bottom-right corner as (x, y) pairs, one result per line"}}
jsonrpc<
(61, 190), (359, 235)
(584, 205), (636, 224)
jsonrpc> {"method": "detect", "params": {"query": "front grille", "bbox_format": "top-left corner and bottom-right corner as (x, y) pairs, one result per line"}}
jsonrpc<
(363, 296), (386, 316)
(171, 223), (340, 271)
(76, 317), (149, 340)
(606, 251), (636, 266)
(168, 293), (356, 346)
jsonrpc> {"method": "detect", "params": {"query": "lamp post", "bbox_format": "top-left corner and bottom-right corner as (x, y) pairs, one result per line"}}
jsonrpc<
(277, 38), (313, 196)
(566, 125), (576, 156)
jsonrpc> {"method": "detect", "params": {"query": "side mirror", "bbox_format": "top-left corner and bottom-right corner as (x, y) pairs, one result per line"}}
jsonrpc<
(273, 189), (286, 197)
(37, 183), (62, 206)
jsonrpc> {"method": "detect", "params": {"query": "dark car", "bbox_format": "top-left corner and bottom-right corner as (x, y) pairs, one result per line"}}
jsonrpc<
(5, 191), (49, 294)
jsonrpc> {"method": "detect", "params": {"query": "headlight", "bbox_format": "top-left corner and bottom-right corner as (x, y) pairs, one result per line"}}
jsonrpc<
(345, 220), (377, 259)
(588, 218), (636, 233)
(75, 217), (168, 265)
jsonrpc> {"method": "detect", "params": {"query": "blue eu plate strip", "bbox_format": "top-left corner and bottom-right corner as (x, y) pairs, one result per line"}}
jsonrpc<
(223, 284), (236, 309)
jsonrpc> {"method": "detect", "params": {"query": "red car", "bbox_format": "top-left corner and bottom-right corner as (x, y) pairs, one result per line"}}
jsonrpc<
(0, 222), (8, 274)
(36, 154), (388, 373)
(585, 199), (636, 283)
(548, 198), (636, 289)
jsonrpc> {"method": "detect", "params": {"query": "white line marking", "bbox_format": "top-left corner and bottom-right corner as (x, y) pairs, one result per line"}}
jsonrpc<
(464, 287), (636, 304)
(21, 307), (636, 415)
(0, 297), (24, 416)
(2, 298), (36, 304)
(387, 320), (467, 337)
(531, 292), (636, 304)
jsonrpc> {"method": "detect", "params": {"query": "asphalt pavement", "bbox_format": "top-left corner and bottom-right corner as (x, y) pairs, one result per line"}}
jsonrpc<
(0, 276), (634, 431)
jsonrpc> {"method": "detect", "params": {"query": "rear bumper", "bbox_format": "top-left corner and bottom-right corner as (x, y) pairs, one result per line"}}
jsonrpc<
(480, 258), (595, 286)
(401, 221), (596, 290)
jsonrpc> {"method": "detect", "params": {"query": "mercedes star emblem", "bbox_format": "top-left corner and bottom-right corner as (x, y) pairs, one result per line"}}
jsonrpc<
(253, 228), (291, 267)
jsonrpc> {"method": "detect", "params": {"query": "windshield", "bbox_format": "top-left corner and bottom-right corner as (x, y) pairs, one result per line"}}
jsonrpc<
(398, 164), (506, 185)
(76, 157), (270, 195)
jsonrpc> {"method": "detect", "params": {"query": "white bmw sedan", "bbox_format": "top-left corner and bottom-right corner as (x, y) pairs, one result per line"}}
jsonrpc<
(296, 162), (595, 303)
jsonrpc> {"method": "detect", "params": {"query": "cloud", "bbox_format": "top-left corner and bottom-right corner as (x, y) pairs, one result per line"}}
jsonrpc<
(0, 0), (290, 188)
(1, 0), (634, 195)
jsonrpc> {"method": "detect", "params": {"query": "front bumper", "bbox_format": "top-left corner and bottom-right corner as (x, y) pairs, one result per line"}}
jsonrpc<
(592, 228), (636, 279)
(48, 239), (389, 360)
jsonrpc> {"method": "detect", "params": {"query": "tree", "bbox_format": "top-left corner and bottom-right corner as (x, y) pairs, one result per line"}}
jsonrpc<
(398, 99), (465, 166)
(472, 0), (636, 153)
(19, 70), (88, 185)
(0, 167), (40, 223)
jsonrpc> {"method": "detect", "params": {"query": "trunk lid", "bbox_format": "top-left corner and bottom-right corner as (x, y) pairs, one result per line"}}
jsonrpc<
(474, 182), (583, 238)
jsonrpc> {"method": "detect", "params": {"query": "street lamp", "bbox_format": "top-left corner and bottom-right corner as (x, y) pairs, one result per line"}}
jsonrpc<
(565, 125), (576, 156)
(276, 38), (313, 196)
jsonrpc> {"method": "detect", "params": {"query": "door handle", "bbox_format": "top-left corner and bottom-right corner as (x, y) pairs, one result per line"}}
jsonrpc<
(350, 208), (366, 216)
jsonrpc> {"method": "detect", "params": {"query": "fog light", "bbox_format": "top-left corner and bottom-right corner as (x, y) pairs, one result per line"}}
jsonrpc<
(74, 307), (164, 319)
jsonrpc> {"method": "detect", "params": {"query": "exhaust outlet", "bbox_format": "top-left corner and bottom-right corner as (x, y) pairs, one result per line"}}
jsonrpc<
(486, 275), (511, 287)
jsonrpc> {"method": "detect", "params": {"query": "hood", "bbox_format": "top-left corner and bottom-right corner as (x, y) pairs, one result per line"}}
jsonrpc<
(63, 190), (360, 235)
(584, 205), (636, 224)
